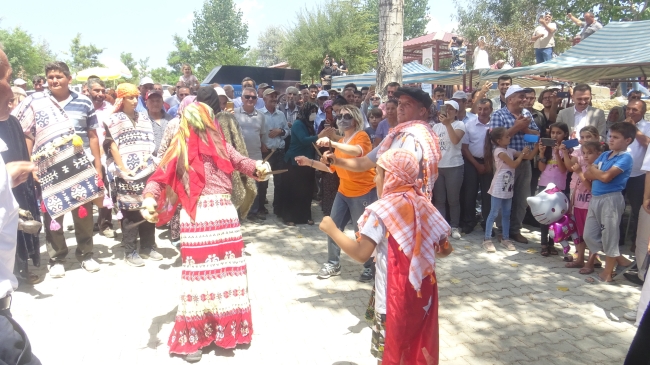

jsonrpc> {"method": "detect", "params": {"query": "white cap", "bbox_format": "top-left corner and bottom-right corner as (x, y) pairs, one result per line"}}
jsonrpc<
(317, 90), (329, 99)
(139, 77), (154, 86)
(214, 87), (231, 100)
(444, 100), (459, 110)
(13, 78), (26, 86)
(504, 84), (534, 99)
(452, 91), (468, 100)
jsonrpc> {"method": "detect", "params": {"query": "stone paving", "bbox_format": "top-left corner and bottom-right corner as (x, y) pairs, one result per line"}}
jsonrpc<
(10, 184), (642, 365)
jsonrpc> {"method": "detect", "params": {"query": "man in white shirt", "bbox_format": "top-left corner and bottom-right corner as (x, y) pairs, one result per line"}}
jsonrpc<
(460, 98), (494, 234)
(314, 90), (330, 131)
(532, 13), (557, 64)
(620, 100), (650, 250)
(556, 84), (606, 139)
(0, 48), (42, 365)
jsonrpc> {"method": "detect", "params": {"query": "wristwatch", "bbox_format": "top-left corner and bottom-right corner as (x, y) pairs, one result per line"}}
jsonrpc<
(538, 157), (547, 163)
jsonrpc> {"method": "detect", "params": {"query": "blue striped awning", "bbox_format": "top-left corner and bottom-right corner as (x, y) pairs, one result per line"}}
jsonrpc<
(331, 61), (463, 88)
(479, 20), (650, 82)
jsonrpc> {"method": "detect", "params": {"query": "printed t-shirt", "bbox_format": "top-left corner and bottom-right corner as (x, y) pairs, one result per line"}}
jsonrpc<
(538, 149), (566, 190)
(591, 151), (633, 196)
(488, 147), (516, 199)
(330, 132), (376, 197)
(432, 121), (465, 168)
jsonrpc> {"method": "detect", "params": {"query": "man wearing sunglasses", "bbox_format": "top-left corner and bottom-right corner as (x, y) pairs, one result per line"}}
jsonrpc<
(235, 87), (268, 221)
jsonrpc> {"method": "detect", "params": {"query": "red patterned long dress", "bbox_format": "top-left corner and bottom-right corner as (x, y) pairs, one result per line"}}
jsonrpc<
(143, 143), (257, 355)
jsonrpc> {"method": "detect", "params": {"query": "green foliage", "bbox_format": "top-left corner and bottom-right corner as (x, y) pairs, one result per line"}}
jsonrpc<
(363, 0), (430, 40)
(188, 0), (249, 76)
(120, 52), (139, 81)
(255, 26), (287, 67)
(150, 67), (181, 85)
(67, 33), (104, 73)
(283, 0), (377, 82)
(167, 35), (198, 74)
(0, 26), (55, 88)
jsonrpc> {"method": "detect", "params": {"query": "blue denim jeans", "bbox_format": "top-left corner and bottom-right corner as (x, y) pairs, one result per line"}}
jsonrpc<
(248, 182), (263, 216)
(327, 189), (378, 265)
(621, 79), (650, 97)
(535, 47), (553, 63)
(485, 196), (512, 240)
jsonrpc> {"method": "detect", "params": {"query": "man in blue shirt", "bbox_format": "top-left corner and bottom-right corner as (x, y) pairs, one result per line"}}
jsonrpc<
(136, 77), (154, 113)
(314, 90), (329, 130)
(489, 85), (540, 243)
(259, 88), (289, 216)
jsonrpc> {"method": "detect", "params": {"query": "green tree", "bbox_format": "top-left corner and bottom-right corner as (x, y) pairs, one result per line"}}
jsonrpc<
(283, 0), (376, 82)
(188, 0), (249, 76)
(363, 0), (430, 40)
(67, 33), (104, 73)
(150, 67), (180, 85)
(120, 52), (139, 81)
(255, 26), (287, 67)
(138, 57), (150, 77)
(0, 26), (55, 87)
(167, 35), (199, 76)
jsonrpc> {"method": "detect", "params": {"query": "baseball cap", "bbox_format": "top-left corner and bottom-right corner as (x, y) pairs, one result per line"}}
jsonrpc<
(13, 78), (26, 86)
(263, 88), (278, 97)
(392, 87), (433, 109)
(258, 83), (270, 89)
(452, 91), (468, 100)
(505, 85), (534, 99)
(444, 100), (459, 110)
(317, 90), (329, 99)
(328, 88), (339, 94)
(146, 90), (162, 100)
(139, 76), (154, 86)
(214, 87), (231, 100)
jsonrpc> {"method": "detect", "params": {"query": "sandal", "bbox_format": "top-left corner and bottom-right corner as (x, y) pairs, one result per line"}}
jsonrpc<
(565, 261), (584, 269)
(585, 275), (613, 284)
(548, 245), (559, 255)
(594, 261), (603, 268)
(307, 220), (314, 225)
(285, 221), (296, 226)
(563, 254), (574, 262)
(541, 245), (550, 257)
(579, 267), (594, 275)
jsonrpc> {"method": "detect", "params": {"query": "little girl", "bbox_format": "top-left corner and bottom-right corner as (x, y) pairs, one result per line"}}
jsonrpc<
(483, 127), (534, 252)
(562, 128), (602, 273)
(179, 63), (199, 90)
(319, 148), (452, 365)
(537, 122), (569, 256)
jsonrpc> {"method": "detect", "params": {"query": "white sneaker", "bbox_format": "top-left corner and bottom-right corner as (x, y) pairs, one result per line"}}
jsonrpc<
(49, 263), (65, 278)
(451, 228), (461, 239)
(623, 311), (637, 321)
(81, 258), (100, 273)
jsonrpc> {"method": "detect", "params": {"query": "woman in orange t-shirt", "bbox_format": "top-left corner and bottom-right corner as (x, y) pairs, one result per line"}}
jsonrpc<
(295, 105), (377, 280)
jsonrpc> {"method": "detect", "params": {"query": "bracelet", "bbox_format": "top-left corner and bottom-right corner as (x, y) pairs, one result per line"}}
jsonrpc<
(538, 157), (547, 163)
(310, 159), (314, 168)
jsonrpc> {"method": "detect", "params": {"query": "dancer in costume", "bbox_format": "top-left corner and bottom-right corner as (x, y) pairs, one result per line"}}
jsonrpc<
(140, 102), (270, 362)
(103, 83), (160, 266)
(320, 148), (452, 365)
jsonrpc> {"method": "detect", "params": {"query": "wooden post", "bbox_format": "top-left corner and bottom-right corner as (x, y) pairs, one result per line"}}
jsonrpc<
(434, 43), (440, 71)
(377, 0), (404, 96)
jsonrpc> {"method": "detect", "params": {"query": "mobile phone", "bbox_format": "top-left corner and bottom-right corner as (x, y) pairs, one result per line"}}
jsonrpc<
(523, 134), (540, 143)
(541, 138), (557, 147)
(556, 92), (570, 98)
(226, 101), (234, 110)
(562, 139), (579, 149)
(437, 100), (444, 110)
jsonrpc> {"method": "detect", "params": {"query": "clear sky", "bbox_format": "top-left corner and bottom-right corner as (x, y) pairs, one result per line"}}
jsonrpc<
(0, 0), (457, 70)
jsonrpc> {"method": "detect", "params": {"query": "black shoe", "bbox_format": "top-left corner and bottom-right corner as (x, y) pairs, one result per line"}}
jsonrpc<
(462, 225), (475, 234)
(624, 272), (644, 285)
(93, 223), (100, 232)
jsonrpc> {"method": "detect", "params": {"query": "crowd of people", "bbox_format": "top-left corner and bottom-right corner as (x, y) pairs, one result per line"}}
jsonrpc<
(2, 40), (650, 363)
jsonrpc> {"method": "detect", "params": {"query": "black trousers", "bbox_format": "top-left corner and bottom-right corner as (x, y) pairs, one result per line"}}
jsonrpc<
(97, 167), (113, 231)
(121, 210), (156, 253)
(621, 174), (645, 243)
(258, 150), (286, 212)
(0, 309), (41, 365)
(625, 302), (650, 365)
(460, 157), (493, 230)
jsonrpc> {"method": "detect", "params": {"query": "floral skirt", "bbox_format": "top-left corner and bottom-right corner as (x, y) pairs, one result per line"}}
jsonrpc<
(168, 194), (253, 355)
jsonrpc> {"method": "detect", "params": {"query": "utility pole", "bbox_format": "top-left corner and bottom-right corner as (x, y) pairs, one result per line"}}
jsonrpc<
(377, 0), (404, 96)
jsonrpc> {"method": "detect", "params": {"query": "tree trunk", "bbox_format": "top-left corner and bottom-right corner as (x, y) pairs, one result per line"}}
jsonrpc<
(377, 0), (404, 96)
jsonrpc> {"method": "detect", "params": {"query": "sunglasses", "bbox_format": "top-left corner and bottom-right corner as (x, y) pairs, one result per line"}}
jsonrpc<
(244, 95), (258, 100)
(371, 97), (380, 100)
(336, 113), (354, 121)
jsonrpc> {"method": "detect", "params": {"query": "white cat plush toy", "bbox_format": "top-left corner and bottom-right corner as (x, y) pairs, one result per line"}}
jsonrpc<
(526, 183), (579, 255)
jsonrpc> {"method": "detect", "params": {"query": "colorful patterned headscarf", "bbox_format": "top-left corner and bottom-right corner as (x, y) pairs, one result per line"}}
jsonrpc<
(359, 148), (450, 296)
(323, 100), (333, 110)
(112, 83), (140, 113)
(149, 102), (233, 222)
